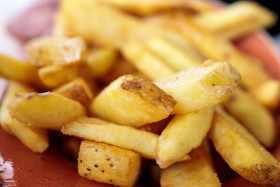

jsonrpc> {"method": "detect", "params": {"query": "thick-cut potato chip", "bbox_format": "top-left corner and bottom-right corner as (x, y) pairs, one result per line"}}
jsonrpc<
(160, 142), (221, 187)
(26, 36), (86, 67)
(54, 78), (95, 105)
(121, 42), (174, 81)
(208, 107), (280, 185)
(156, 107), (214, 168)
(62, 117), (158, 159)
(91, 74), (176, 127)
(78, 140), (141, 187)
(9, 92), (86, 130)
(0, 81), (49, 152)
(223, 88), (276, 148)
(38, 64), (81, 88)
(0, 54), (41, 87)
(155, 60), (240, 114)
(193, 1), (276, 40)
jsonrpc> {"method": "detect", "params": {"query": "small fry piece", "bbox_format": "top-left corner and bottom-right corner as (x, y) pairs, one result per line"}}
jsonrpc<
(156, 107), (214, 168)
(160, 142), (221, 187)
(223, 88), (276, 148)
(78, 140), (141, 187)
(121, 42), (174, 81)
(0, 81), (48, 152)
(208, 107), (280, 185)
(9, 92), (86, 130)
(84, 47), (117, 78)
(145, 37), (203, 71)
(61, 117), (158, 159)
(54, 78), (95, 105)
(0, 54), (41, 87)
(155, 60), (240, 114)
(26, 36), (86, 67)
(193, 1), (277, 40)
(38, 64), (81, 88)
(91, 74), (176, 127)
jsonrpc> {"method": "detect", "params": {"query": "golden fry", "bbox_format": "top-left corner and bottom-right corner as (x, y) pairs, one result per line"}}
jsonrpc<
(78, 140), (141, 187)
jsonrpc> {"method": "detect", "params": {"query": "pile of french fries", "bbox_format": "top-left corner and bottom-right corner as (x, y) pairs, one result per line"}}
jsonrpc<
(1, 0), (280, 186)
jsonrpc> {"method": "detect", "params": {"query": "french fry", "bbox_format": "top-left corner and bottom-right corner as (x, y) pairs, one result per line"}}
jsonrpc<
(249, 80), (280, 109)
(61, 117), (158, 159)
(78, 140), (141, 187)
(121, 42), (174, 81)
(0, 81), (49, 152)
(54, 77), (95, 105)
(223, 88), (276, 148)
(84, 47), (118, 78)
(38, 64), (81, 88)
(93, 0), (211, 15)
(192, 1), (277, 40)
(144, 37), (203, 71)
(155, 60), (240, 114)
(168, 15), (280, 105)
(208, 107), (280, 185)
(91, 74), (176, 127)
(156, 107), (214, 168)
(26, 36), (86, 67)
(0, 54), (41, 87)
(9, 92), (86, 130)
(160, 142), (221, 187)
(60, 0), (197, 49)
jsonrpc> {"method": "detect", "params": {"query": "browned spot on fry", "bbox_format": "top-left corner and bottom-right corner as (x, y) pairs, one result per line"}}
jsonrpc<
(121, 80), (142, 90)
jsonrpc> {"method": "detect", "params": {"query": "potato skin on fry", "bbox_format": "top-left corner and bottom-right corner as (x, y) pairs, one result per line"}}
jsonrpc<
(9, 92), (86, 130)
(54, 77), (95, 106)
(208, 107), (280, 185)
(91, 74), (176, 127)
(78, 140), (141, 187)
(155, 60), (240, 114)
(224, 88), (276, 148)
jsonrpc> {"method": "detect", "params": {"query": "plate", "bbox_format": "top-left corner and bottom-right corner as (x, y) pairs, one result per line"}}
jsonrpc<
(0, 1), (280, 187)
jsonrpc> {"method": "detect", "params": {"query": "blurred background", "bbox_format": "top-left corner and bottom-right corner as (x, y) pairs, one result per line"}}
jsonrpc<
(222, 0), (280, 36)
(0, 0), (279, 49)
